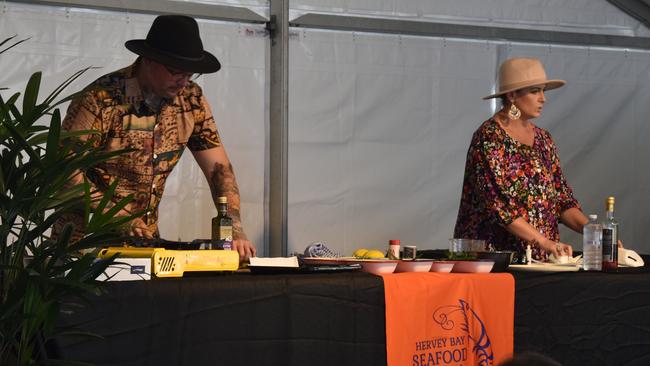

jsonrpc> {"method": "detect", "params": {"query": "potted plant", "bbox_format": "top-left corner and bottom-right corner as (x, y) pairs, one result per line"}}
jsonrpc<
(0, 35), (135, 365)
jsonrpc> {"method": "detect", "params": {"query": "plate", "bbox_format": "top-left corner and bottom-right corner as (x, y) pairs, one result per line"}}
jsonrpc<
(395, 259), (434, 273)
(450, 260), (494, 273)
(429, 261), (455, 273)
(303, 257), (399, 275)
(301, 257), (356, 265)
(248, 263), (362, 274)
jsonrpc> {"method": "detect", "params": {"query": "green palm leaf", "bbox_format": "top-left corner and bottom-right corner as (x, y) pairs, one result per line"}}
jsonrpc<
(21, 72), (41, 125)
(1, 35), (136, 365)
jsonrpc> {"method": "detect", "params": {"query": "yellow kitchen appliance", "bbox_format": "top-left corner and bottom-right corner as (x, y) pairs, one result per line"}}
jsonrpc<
(97, 246), (239, 277)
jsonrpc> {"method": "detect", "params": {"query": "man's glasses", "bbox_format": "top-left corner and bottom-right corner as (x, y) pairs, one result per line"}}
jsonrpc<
(161, 63), (201, 81)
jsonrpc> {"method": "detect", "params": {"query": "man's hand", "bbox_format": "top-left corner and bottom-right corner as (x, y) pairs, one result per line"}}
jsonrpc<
(123, 217), (155, 239)
(233, 239), (256, 262)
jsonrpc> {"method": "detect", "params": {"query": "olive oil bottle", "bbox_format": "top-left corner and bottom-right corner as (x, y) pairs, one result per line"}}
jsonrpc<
(211, 196), (233, 250)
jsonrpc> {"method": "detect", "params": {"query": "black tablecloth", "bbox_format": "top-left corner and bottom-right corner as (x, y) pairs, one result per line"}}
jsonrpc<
(54, 264), (650, 366)
(512, 266), (650, 366)
(55, 272), (387, 366)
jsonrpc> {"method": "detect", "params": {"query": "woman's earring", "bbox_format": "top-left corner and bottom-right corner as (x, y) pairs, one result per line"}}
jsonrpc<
(508, 102), (521, 120)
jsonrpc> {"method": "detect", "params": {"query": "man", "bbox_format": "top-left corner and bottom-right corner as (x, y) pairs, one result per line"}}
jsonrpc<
(54, 15), (256, 260)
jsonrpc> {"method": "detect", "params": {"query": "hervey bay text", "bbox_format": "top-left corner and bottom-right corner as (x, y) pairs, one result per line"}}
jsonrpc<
(412, 336), (466, 365)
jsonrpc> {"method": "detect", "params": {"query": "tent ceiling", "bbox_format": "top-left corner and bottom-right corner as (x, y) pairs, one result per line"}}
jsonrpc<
(607, 0), (650, 30)
(10, 0), (267, 23)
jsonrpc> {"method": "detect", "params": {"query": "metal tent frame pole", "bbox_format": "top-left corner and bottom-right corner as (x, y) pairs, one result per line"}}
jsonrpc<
(290, 13), (650, 50)
(13, 0), (267, 23)
(268, 0), (289, 256)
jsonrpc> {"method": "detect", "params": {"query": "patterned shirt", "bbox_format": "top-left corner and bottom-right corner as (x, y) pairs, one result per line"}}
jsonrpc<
(55, 60), (220, 238)
(453, 118), (580, 261)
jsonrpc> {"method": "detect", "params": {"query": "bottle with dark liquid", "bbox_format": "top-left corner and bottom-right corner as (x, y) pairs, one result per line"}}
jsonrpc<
(602, 196), (618, 271)
(211, 196), (233, 250)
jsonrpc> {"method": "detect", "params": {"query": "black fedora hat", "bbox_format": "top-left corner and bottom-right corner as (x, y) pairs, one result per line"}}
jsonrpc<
(125, 15), (221, 74)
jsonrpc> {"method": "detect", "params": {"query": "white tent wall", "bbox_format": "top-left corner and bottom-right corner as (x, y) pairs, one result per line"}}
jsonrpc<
(288, 27), (650, 256)
(285, 0), (650, 256)
(289, 31), (497, 253)
(2, 0), (649, 257)
(0, 2), (268, 248)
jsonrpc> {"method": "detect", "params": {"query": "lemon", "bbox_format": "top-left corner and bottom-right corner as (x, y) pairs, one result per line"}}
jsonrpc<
(353, 248), (369, 258)
(365, 249), (386, 259)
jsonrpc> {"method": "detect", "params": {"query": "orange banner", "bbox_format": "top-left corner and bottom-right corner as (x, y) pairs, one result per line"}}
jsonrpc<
(382, 273), (514, 366)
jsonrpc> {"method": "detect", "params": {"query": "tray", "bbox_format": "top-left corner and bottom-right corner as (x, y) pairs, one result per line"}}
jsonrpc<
(248, 263), (362, 274)
(509, 263), (580, 272)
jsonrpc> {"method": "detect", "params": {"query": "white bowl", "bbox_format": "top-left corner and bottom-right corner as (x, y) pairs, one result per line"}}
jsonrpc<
(354, 260), (398, 275)
(395, 259), (433, 273)
(429, 261), (455, 273)
(450, 260), (494, 273)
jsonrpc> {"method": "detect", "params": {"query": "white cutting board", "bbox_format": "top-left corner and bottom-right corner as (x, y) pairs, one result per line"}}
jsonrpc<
(509, 263), (580, 272)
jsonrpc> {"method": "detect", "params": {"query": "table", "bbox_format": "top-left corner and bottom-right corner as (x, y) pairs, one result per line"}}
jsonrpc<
(512, 265), (650, 365)
(54, 271), (387, 366)
(53, 263), (650, 366)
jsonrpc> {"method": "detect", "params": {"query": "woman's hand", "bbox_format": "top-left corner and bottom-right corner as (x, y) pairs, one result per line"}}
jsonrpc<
(537, 238), (573, 258)
(506, 218), (573, 259)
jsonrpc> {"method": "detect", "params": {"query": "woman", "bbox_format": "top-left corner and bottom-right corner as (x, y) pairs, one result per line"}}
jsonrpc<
(453, 57), (588, 262)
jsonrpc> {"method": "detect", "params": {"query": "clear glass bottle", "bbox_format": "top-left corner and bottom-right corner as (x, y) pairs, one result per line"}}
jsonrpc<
(602, 196), (618, 271)
(582, 214), (602, 271)
(211, 196), (233, 250)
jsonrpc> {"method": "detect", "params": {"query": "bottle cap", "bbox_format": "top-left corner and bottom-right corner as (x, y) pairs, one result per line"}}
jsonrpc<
(218, 196), (227, 204)
(589, 214), (597, 221)
(389, 239), (400, 245)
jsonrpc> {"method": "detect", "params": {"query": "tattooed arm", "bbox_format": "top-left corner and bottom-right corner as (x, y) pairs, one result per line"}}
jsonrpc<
(210, 161), (245, 239)
(193, 146), (256, 261)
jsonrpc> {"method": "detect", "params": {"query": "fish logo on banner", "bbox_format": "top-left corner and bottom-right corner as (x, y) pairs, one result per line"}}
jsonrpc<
(413, 299), (494, 366)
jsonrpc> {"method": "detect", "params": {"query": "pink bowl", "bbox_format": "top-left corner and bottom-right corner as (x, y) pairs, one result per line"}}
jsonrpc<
(352, 260), (398, 275)
(429, 261), (455, 273)
(450, 260), (494, 273)
(395, 260), (434, 273)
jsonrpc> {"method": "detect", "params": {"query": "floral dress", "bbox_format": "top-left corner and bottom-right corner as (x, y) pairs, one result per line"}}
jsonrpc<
(453, 118), (580, 261)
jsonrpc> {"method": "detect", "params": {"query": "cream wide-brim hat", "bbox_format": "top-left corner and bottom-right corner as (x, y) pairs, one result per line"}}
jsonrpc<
(482, 58), (566, 100)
